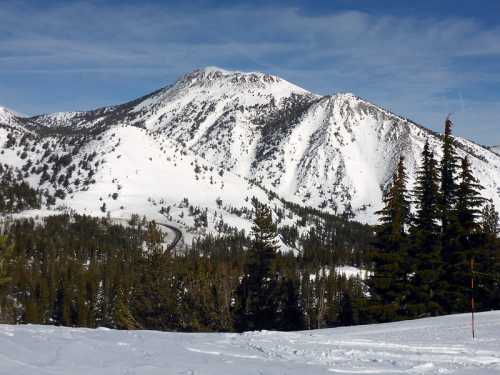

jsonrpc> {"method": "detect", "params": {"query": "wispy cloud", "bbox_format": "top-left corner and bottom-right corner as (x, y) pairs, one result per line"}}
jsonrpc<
(0, 1), (499, 144)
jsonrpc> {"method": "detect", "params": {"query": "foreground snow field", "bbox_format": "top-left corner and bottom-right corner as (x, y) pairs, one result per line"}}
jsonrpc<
(1, 312), (500, 374)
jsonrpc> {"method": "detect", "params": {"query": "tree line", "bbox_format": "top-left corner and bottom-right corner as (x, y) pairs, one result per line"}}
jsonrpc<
(368, 118), (500, 321)
(0, 210), (367, 331)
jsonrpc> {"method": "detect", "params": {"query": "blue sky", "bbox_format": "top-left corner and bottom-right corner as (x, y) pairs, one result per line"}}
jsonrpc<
(1, 0), (499, 145)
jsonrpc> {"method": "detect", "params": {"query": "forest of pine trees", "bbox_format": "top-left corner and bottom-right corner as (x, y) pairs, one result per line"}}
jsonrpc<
(368, 118), (500, 321)
(0, 118), (498, 332)
(0, 209), (367, 331)
(0, 164), (41, 213)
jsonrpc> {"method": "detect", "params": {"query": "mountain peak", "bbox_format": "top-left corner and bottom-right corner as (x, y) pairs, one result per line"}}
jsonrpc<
(0, 106), (23, 124)
(178, 66), (285, 87)
(198, 66), (234, 75)
(2, 70), (500, 230)
(329, 92), (359, 103)
(334, 92), (357, 98)
(0, 106), (15, 114)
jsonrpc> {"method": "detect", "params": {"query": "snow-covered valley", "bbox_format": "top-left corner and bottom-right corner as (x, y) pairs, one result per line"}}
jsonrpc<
(1, 311), (500, 374)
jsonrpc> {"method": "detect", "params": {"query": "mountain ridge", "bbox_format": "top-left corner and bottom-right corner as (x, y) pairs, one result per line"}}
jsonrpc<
(490, 145), (500, 155)
(1, 67), (499, 234)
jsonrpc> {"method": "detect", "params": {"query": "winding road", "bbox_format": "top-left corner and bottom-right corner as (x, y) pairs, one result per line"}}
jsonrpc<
(156, 222), (183, 251)
(111, 217), (183, 251)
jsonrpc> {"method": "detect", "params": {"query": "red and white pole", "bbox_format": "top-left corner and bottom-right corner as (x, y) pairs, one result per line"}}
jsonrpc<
(471, 258), (475, 340)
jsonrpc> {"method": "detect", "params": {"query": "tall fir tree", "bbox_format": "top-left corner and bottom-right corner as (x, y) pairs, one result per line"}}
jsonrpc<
(233, 199), (281, 331)
(274, 277), (304, 331)
(444, 156), (485, 312)
(479, 201), (500, 309)
(437, 117), (462, 312)
(0, 236), (13, 322)
(439, 117), (459, 257)
(456, 156), (484, 236)
(440, 117), (459, 223)
(409, 141), (443, 315)
(368, 156), (412, 321)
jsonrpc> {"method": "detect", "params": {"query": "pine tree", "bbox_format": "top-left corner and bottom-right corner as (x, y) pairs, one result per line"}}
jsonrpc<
(413, 142), (441, 233)
(481, 200), (498, 236)
(275, 277), (303, 331)
(440, 117), (459, 254)
(368, 156), (411, 320)
(456, 157), (484, 234)
(233, 199), (280, 331)
(409, 141), (443, 315)
(0, 236), (13, 322)
(114, 286), (141, 330)
(0, 236), (12, 289)
(436, 118), (462, 312)
(251, 199), (280, 254)
(479, 201), (500, 310)
(444, 156), (484, 312)
(339, 288), (355, 326)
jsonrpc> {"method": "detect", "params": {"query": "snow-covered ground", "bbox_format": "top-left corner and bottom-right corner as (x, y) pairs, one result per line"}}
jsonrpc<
(1, 311), (500, 374)
(335, 265), (371, 280)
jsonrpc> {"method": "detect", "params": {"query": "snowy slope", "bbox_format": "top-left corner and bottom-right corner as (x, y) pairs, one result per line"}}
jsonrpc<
(0, 107), (18, 124)
(1, 67), (500, 228)
(491, 145), (500, 155)
(56, 125), (295, 241)
(1, 311), (500, 374)
(0, 122), (312, 250)
(0, 106), (25, 130)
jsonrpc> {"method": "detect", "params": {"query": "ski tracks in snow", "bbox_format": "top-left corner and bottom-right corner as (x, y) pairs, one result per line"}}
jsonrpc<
(2, 312), (500, 374)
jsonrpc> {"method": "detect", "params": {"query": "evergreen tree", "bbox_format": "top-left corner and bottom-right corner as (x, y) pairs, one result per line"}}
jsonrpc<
(339, 289), (355, 326)
(481, 200), (498, 236)
(132, 250), (178, 331)
(437, 118), (462, 312)
(444, 156), (485, 312)
(251, 199), (280, 254)
(0, 236), (13, 322)
(479, 202), (500, 309)
(409, 141), (443, 315)
(275, 277), (303, 331)
(233, 199), (280, 331)
(456, 157), (484, 235)
(368, 156), (411, 320)
(0, 236), (11, 289)
(439, 117), (459, 258)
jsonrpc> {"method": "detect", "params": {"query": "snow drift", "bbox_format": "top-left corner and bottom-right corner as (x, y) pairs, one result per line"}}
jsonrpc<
(1, 311), (499, 374)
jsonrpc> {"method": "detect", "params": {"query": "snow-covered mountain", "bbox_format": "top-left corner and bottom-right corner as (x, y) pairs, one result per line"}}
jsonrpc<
(0, 106), (23, 128)
(490, 145), (500, 155)
(1, 67), (500, 234)
(2, 311), (500, 374)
